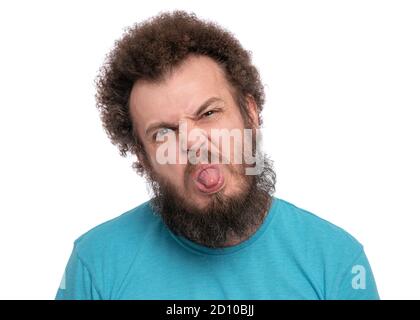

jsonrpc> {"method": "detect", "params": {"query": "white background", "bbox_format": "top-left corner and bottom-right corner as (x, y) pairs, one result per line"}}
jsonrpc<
(0, 0), (419, 299)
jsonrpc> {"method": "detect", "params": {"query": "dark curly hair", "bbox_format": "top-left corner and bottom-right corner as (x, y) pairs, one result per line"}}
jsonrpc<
(95, 10), (265, 175)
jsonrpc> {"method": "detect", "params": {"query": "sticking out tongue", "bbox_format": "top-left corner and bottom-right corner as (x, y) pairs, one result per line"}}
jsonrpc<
(197, 167), (220, 189)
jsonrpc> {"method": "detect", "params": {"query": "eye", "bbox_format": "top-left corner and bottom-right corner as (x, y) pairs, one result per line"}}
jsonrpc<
(202, 110), (215, 118)
(154, 127), (174, 141)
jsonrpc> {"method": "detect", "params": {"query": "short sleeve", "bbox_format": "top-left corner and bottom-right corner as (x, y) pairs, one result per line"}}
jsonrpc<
(329, 248), (380, 300)
(55, 245), (102, 300)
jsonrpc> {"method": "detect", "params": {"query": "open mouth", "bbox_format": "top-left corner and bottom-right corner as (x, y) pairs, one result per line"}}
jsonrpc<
(192, 164), (225, 194)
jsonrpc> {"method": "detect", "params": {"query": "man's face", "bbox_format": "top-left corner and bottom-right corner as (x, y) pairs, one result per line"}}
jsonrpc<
(129, 55), (255, 209)
(129, 55), (273, 248)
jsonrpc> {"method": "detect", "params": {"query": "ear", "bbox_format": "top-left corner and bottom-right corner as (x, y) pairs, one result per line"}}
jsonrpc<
(245, 94), (260, 128)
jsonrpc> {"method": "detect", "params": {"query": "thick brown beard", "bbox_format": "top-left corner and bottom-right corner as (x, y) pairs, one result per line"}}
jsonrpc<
(145, 155), (276, 248)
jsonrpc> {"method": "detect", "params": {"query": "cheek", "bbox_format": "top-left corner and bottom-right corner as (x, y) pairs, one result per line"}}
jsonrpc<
(214, 119), (247, 164)
(148, 136), (187, 166)
(152, 162), (186, 187)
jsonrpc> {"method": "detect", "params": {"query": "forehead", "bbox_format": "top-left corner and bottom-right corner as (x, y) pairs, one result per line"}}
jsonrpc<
(129, 55), (234, 130)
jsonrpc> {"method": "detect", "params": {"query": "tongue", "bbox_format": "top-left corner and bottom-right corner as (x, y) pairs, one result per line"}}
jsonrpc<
(197, 168), (220, 188)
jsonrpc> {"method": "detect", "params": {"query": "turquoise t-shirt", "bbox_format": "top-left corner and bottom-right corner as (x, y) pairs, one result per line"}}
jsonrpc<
(55, 197), (379, 300)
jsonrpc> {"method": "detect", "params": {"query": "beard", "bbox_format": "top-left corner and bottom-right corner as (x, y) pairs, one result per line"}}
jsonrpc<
(144, 154), (276, 248)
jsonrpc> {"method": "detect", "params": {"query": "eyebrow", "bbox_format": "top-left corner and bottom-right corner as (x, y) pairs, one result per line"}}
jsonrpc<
(144, 96), (223, 137)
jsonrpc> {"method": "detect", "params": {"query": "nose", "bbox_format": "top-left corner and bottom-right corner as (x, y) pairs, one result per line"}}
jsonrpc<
(179, 120), (209, 158)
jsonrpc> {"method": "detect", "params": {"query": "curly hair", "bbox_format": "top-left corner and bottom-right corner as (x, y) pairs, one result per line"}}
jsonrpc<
(95, 10), (265, 175)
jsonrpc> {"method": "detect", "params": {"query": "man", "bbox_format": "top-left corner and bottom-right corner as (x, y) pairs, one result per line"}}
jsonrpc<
(56, 11), (379, 299)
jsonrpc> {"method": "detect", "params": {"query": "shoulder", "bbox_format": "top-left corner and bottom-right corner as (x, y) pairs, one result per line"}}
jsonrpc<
(271, 198), (378, 299)
(73, 201), (162, 263)
(272, 197), (364, 258)
(275, 198), (362, 245)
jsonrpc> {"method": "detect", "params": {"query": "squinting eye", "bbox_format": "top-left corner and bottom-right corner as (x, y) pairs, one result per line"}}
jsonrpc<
(202, 110), (214, 117)
(154, 128), (173, 141)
